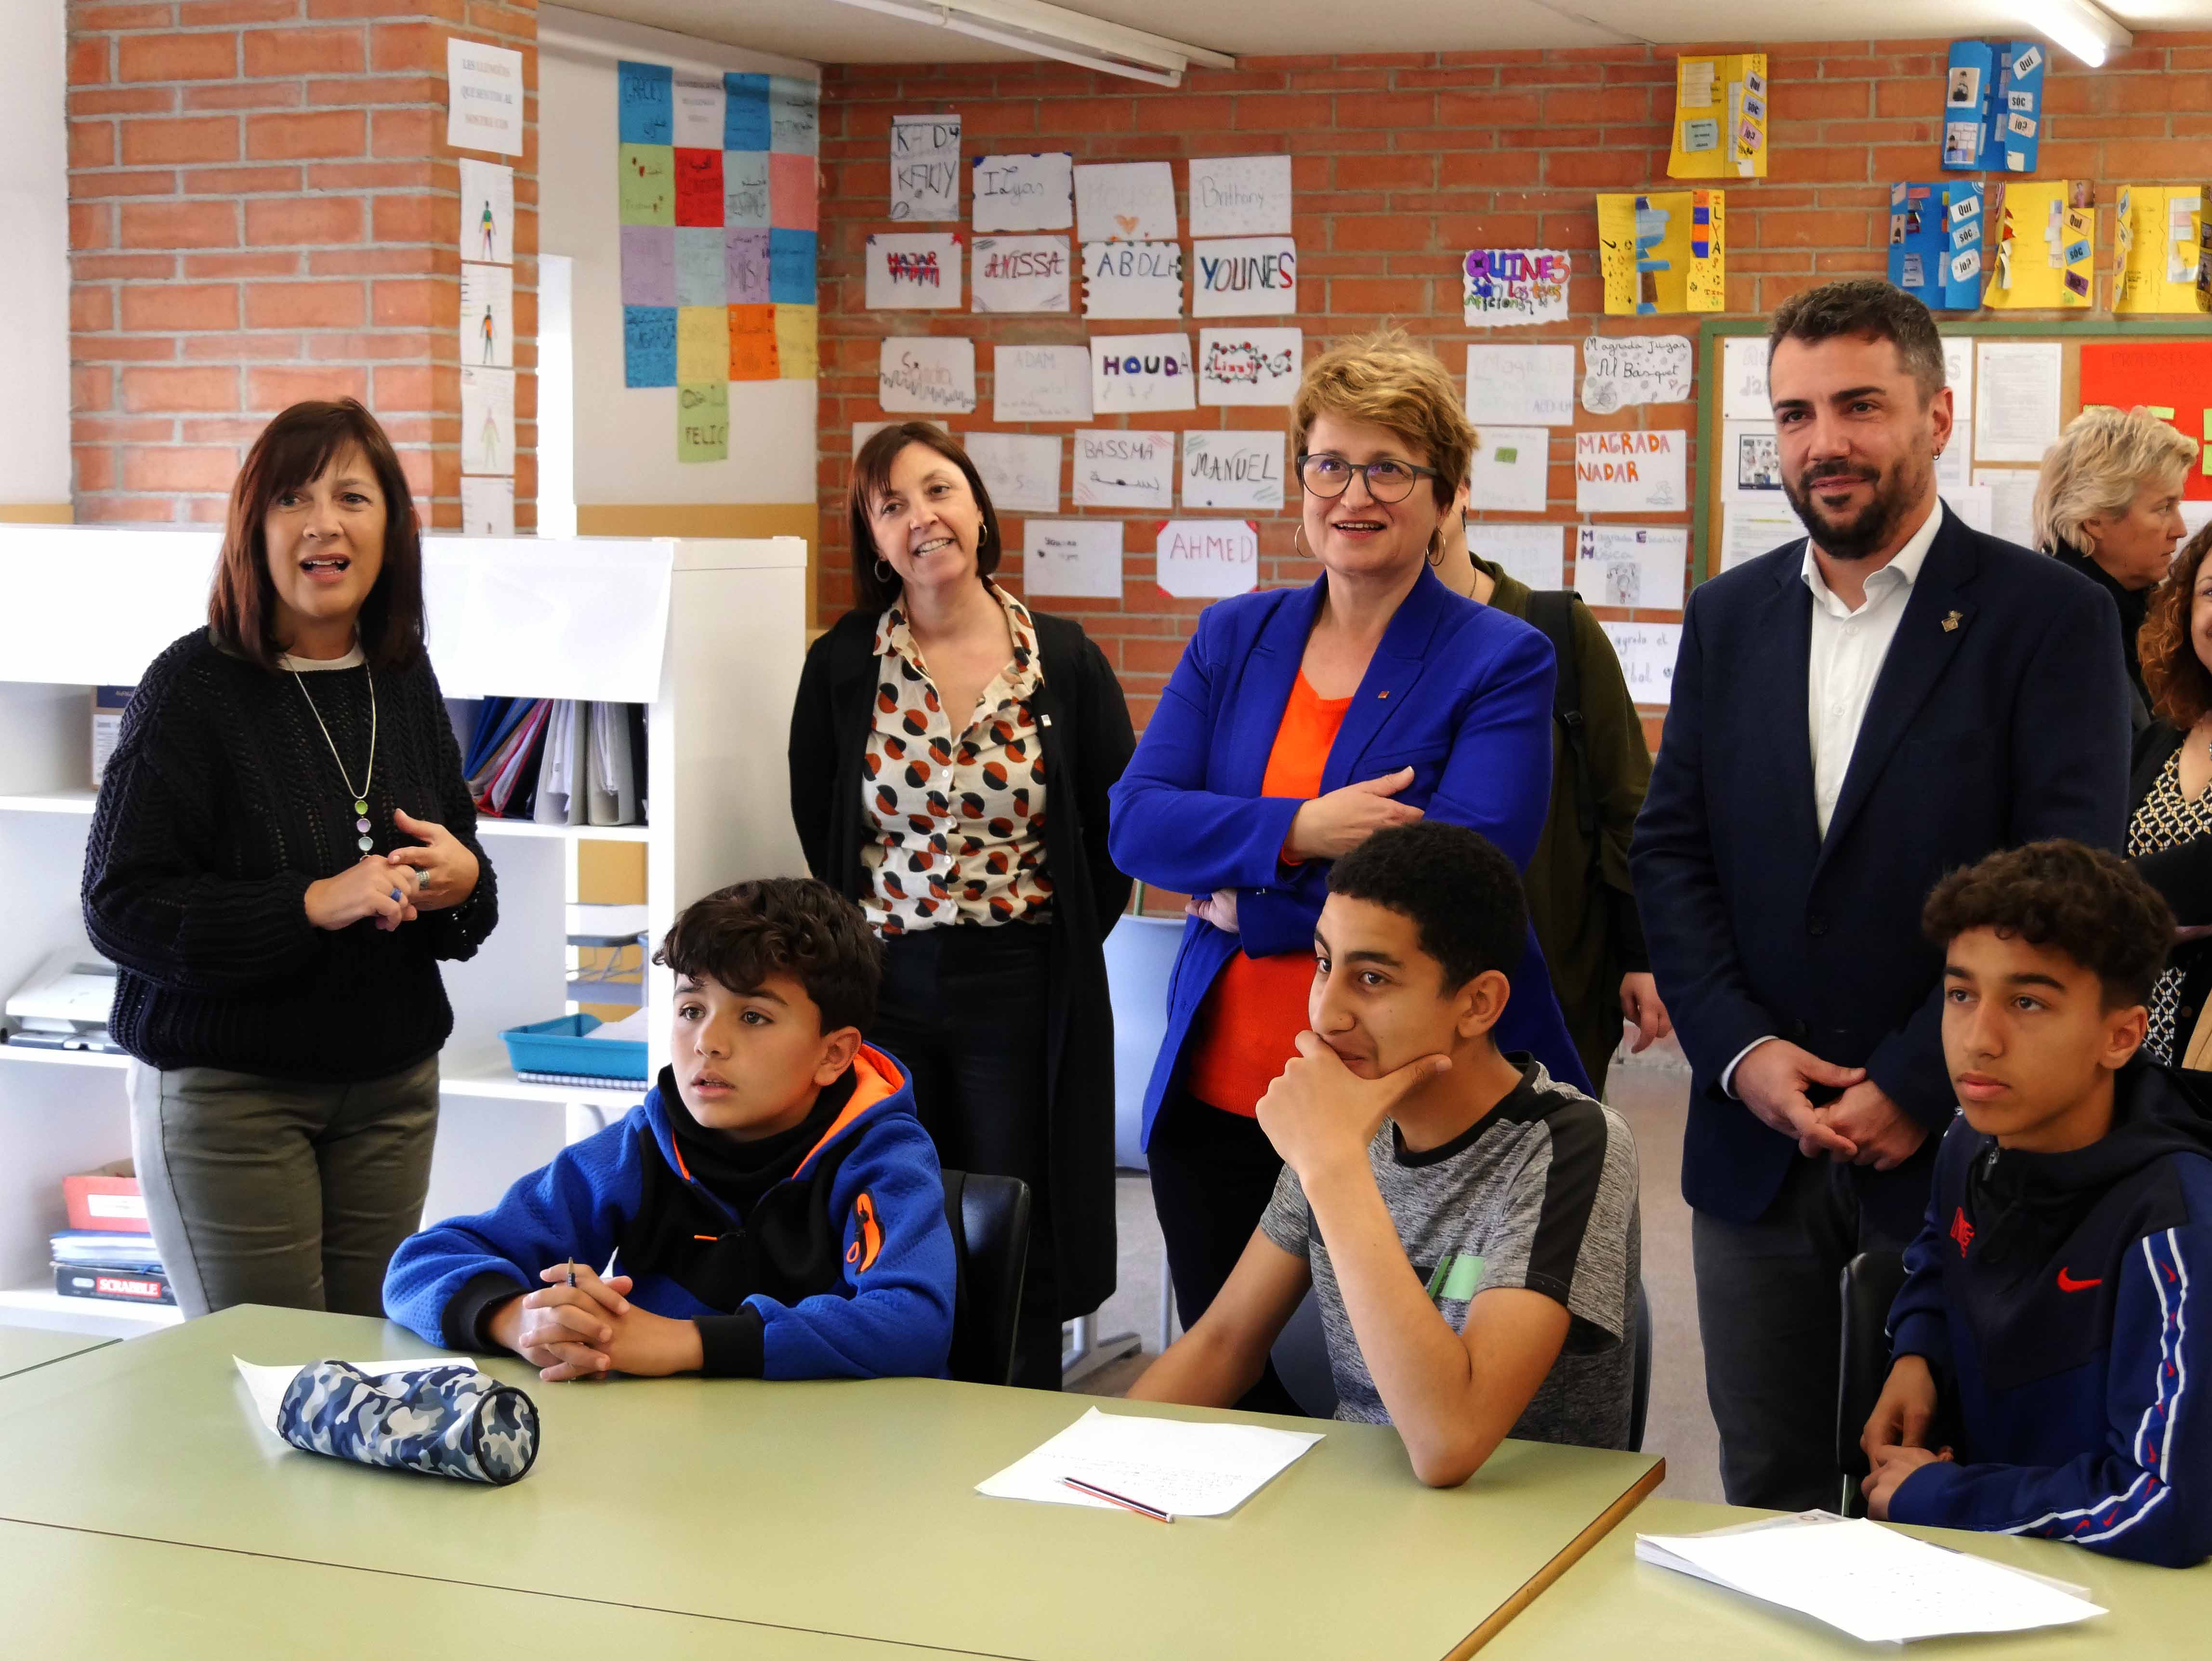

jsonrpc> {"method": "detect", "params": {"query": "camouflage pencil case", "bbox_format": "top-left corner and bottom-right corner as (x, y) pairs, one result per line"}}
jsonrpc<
(276, 1358), (540, 1486)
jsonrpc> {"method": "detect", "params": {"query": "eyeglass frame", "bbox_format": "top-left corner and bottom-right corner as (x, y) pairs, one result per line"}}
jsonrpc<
(1294, 451), (1444, 503)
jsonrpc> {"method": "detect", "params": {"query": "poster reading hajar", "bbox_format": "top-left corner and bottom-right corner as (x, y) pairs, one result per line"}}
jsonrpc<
(1191, 237), (1297, 317)
(1090, 331), (1194, 413)
(865, 232), (961, 310)
(972, 236), (1070, 313)
(879, 336), (977, 413)
(1181, 431), (1286, 511)
(1081, 240), (1183, 318)
(1462, 249), (1572, 328)
(1197, 327), (1302, 407)
(1156, 518), (1260, 599)
(971, 152), (1075, 233)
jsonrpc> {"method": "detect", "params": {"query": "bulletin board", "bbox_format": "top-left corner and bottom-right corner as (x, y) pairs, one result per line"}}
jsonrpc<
(1692, 316), (2212, 588)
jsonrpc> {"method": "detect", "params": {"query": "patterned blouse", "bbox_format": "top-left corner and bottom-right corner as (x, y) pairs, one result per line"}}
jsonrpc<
(860, 582), (1053, 936)
(2127, 747), (2212, 1062)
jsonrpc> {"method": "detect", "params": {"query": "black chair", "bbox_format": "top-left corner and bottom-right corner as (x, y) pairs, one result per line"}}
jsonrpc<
(939, 1169), (1032, 1387)
(1834, 1249), (1910, 1516)
(1628, 1279), (1654, 1454)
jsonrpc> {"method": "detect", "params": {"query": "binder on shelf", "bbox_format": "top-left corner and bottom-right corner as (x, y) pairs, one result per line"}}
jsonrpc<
(465, 698), (647, 826)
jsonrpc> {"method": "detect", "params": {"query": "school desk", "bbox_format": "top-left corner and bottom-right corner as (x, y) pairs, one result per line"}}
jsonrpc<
(0, 1305), (1663, 1660)
(0, 1325), (109, 1381)
(1480, 1496), (2212, 1661)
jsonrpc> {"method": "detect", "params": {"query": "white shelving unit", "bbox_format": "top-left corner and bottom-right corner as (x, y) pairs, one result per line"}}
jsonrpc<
(0, 526), (808, 1337)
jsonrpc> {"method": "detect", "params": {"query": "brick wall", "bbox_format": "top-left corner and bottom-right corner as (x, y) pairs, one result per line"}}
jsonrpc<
(817, 37), (2212, 736)
(65, 0), (537, 527)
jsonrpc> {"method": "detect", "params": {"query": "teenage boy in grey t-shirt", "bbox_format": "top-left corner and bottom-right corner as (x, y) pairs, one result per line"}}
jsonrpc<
(1129, 821), (1642, 1486)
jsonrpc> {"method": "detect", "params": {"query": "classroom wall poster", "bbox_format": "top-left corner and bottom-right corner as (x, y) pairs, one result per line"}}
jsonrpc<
(890, 114), (961, 221)
(961, 432), (1062, 514)
(1073, 430), (1175, 508)
(971, 237), (1070, 313)
(1191, 237), (1297, 317)
(1575, 431), (1686, 514)
(1156, 518), (1260, 599)
(971, 153), (1075, 232)
(459, 159), (513, 264)
(2114, 185), (2208, 315)
(1074, 161), (1177, 241)
(1468, 427), (1550, 514)
(1462, 249), (1571, 328)
(1887, 181), (1984, 310)
(1722, 420), (1786, 505)
(460, 262), (512, 368)
(1581, 335), (1694, 413)
(460, 476), (514, 538)
(1081, 240), (1184, 318)
(447, 37), (524, 156)
(1467, 343), (1577, 427)
(1469, 522), (1566, 590)
(993, 343), (1092, 422)
(1575, 525), (1688, 609)
(1942, 41), (2042, 174)
(1197, 328), (1301, 407)
(1721, 336), (1770, 418)
(2079, 342), (2212, 501)
(460, 365), (514, 476)
(1187, 155), (1292, 237)
(1982, 180), (2092, 309)
(1596, 190), (1725, 315)
(865, 233), (962, 310)
(1668, 53), (1766, 180)
(677, 381), (729, 462)
(1719, 504), (1801, 572)
(880, 337), (977, 413)
(1601, 621), (1682, 705)
(1024, 520), (1123, 599)
(1181, 431), (1286, 511)
(1089, 332), (1194, 413)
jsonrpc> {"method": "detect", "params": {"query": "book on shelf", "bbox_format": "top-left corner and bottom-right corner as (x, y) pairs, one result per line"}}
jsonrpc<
(51, 1227), (174, 1306)
(452, 698), (648, 827)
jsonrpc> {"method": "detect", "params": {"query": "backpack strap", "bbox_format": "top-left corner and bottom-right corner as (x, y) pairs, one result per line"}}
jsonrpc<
(1525, 591), (1600, 844)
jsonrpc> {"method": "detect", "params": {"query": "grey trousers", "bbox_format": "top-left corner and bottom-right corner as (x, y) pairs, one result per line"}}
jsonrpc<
(1690, 1141), (1935, 1511)
(128, 1056), (439, 1320)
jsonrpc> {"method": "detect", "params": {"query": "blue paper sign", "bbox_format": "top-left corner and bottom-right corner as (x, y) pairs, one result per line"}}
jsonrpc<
(769, 227), (817, 303)
(623, 304), (677, 388)
(723, 73), (770, 151)
(617, 60), (672, 146)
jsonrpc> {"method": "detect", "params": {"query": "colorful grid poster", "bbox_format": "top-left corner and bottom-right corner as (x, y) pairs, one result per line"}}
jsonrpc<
(616, 61), (818, 460)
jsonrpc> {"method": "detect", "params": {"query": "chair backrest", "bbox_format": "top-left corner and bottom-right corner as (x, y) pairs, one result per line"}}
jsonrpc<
(1628, 1279), (1654, 1454)
(939, 1169), (1032, 1387)
(1834, 1248), (1910, 1516)
(1269, 1287), (1339, 1419)
(1103, 914), (1185, 1172)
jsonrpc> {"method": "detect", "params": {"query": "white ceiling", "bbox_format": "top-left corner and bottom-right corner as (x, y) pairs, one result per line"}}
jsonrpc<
(562, 0), (2212, 66)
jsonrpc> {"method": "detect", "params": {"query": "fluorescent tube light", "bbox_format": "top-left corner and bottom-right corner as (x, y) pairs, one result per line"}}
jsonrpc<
(2023, 0), (2132, 66)
(814, 0), (1233, 86)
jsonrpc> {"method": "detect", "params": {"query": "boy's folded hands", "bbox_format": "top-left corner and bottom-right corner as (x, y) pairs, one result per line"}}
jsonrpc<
(487, 1264), (706, 1382)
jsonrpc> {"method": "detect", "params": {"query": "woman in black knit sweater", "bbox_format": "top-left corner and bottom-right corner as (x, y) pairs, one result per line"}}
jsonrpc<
(83, 400), (497, 1318)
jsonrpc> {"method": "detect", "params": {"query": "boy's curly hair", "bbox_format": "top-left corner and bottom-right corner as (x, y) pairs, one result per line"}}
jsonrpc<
(654, 878), (882, 1033)
(1922, 841), (2171, 1009)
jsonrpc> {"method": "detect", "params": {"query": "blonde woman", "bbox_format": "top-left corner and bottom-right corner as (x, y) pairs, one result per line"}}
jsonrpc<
(1107, 330), (1586, 1409)
(2033, 405), (2195, 730)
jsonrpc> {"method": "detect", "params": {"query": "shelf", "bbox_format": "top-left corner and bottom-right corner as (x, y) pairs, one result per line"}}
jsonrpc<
(0, 789), (648, 844)
(0, 1042), (129, 1073)
(0, 790), (96, 816)
(0, 1284), (181, 1337)
(438, 1048), (643, 1110)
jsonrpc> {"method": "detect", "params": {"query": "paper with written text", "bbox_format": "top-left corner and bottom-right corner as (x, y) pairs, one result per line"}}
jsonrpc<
(977, 1407), (1322, 1516)
(1635, 1513), (2103, 1644)
(235, 1355), (478, 1437)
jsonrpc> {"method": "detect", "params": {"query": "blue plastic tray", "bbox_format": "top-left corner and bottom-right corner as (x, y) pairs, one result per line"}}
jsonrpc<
(499, 1014), (648, 1081)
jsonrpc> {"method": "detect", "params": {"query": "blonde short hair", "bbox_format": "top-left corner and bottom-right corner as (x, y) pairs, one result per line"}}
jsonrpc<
(2031, 406), (2196, 552)
(1290, 329), (1474, 511)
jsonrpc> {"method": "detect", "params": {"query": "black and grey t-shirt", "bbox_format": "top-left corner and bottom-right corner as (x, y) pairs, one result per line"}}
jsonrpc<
(1258, 1058), (1641, 1450)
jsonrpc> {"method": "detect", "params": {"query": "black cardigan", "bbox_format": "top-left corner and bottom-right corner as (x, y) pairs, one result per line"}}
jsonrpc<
(2132, 721), (2212, 1059)
(788, 605), (1135, 1314)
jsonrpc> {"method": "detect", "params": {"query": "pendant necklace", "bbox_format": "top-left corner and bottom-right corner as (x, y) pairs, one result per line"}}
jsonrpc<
(291, 659), (378, 852)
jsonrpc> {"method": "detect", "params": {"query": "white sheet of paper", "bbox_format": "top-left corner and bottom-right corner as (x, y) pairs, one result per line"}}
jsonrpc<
(1974, 342), (2062, 462)
(459, 475), (514, 538)
(1575, 430), (1686, 514)
(1635, 1516), (2103, 1645)
(1575, 525), (1687, 609)
(446, 37), (523, 156)
(1467, 343), (1577, 427)
(1720, 336), (1769, 419)
(1946, 483), (1994, 535)
(1090, 332), (1195, 413)
(460, 365), (514, 476)
(1719, 503), (1801, 572)
(1469, 522), (1565, 589)
(879, 337), (977, 413)
(971, 152), (1074, 233)
(672, 78), (722, 149)
(1024, 519), (1122, 599)
(1469, 426), (1551, 514)
(1973, 467), (2040, 547)
(971, 236), (1070, 313)
(1190, 237), (1297, 317)
(890, 114), (961, 221)
(1197, 328), (1302, 407)
(962, 432), (1061, 514)
(1187, 155), (1292, 237)
(993, 343), (1091, 422)
(1082, 240), (1184, 318)
(1155, 519), (1262, 600)
(1601, 620), (1683, 705)
(1074, 162), (1177, 242)
(1072, 429), (1174, 508)
(1721, 419), (1786, 506)
(459, 262), (513, 369)
(1580, 335), (1694, 413)
(1182, 430), (1285, 510)
(458, 158), (513, 264)
(977, 1407), (1322, 1516)
(866, 233), (962, 310)
(1462, 248), (1572, 328)
(234, 1355), (477, 1437)
(1941, 335), (1974, 416)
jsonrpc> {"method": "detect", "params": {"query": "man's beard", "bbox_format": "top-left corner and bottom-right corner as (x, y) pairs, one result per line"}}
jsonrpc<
(1782, 453), (1929, 561)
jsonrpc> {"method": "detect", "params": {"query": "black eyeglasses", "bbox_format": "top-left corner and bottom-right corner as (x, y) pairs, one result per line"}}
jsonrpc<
(1295, 452), (1440, 503)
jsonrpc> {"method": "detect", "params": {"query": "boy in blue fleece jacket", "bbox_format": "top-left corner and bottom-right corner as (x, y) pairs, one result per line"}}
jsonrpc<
(1861, 841), (2212, 1566)
(385, 877), (955, 1381)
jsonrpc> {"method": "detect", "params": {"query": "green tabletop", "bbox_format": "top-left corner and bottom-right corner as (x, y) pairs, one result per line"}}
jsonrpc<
(0, 1519), (929, 1658)
(1482, 1497), (2212, 1660)
(0, 1305), (1663, 1661)
(0, 1325), (111, 1381)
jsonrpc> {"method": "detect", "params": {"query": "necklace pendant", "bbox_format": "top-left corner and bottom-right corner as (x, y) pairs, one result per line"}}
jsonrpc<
(357, 834), (374, 852)
(355, 816), (371, 833)
(354, 799), (368, 816)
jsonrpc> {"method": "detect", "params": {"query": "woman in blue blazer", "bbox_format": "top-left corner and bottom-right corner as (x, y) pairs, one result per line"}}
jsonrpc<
(1108, 331), (1587, 1403)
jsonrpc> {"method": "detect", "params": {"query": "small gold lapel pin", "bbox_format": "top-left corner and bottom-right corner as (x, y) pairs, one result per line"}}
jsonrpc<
(1942, 609), (1962, 633)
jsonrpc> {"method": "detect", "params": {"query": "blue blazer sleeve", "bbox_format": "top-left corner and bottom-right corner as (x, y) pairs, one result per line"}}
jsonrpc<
(753, 1114), (956, 1381)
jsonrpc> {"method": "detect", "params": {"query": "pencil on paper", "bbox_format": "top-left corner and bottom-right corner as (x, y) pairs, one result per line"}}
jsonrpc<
(1062, 1476), (1173, 1523)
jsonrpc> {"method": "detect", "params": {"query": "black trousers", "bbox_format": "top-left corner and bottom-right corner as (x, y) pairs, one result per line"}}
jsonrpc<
(870, 923), (1065, 1390)
(1691, 1139), (1936, 1510)
(1146, 1087), (1303, 1415)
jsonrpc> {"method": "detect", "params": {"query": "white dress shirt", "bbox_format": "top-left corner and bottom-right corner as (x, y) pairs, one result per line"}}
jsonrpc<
(1722, 498), (1946, 1096)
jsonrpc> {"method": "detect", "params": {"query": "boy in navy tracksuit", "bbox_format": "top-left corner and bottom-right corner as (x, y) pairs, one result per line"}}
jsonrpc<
(1861, 841), (2212, 1566)
(386, 878), (955, 1381)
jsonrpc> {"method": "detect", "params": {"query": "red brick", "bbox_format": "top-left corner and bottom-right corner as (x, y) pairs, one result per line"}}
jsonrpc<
(122, 447), (245, 491)
(70, 87), (178, 117)
(244, 108), (364, 159)
(73, 447), (117, 493)
(1233, 92), (1335, 131)
(243, 26), (366, 77)
(372, 363), (436, 409)
(77, 335), (181, 361)
(118, 34), (241, 84)
(303, 73), (441, 105)
(180, 164), (301, 193)
(120, 116), (239, 165)
(76, 4), (176, 27)
(242, 194), (362, 244)
(72, 288), (114, 331)
(243, 280), (364, 327)
(70, 122), (117, 168)
(74, 253), (179, 280)
(184, 250), (299, 276)
(181, 418), (284, 441)
(368, 106), (435, 157)
(182, 331), (311, 358)
(369, 277), (447, 325)
(367, 20), (450, 72)
(120, 282), (241, 330)
(73, 170), (180, 198)
(246, 365), (369, 409)
(68, 37), (112, 86)
(304, 159), (437, 190)
(370, 193), (439, 242)
(121, 366), (241, 412)
(178, 0), (306, 22)
(70, 371), (118, 413)
(307, 246), (438, 276)
(120, 199), (237, 248)
(181, 81), (302, 110)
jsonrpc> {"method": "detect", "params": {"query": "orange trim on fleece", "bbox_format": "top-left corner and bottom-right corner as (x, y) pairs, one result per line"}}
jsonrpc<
(794, 1043), (905, 1178)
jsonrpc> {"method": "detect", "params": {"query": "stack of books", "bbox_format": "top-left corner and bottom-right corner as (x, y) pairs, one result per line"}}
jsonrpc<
(51, 1165), (170, 1306)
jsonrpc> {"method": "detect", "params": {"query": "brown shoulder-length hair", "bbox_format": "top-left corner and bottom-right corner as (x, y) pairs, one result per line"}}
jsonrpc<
(846, 422), (1002, 612)
(208, 398), (425, 672)
(2141, 521), (2212, 731)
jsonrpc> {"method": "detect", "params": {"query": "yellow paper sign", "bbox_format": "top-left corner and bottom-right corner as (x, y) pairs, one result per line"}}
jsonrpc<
(1984, 181), (2094, 310)
(1597, 190), (1725, 316)
(2114, 184), (2208, 315)
(774, 302), (819, 381)
(1669, 54), (1767, 180)
(675, 303), (729, 382)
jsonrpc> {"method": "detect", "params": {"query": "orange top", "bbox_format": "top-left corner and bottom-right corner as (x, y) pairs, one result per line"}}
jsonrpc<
(1183, 673), (1354, 1118)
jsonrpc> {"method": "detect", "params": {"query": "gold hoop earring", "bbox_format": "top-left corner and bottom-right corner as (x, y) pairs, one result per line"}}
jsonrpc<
(874, 558), (895, 583)
(1294, 523), (1314, 560)
(1426, 530), (1445, 567)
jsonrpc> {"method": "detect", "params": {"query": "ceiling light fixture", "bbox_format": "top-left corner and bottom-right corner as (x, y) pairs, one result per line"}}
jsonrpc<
(2024, 0), (2132, 66)
(815, 0), (1234, 87)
